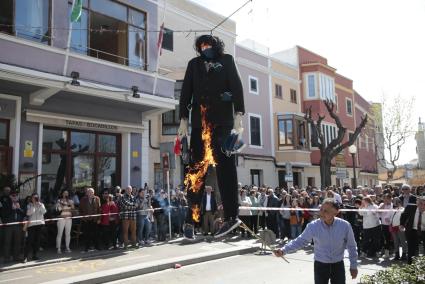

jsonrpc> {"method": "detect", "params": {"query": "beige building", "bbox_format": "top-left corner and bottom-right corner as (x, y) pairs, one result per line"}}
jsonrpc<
(147, 0), (237, 190)
(269, 56), (311, 188)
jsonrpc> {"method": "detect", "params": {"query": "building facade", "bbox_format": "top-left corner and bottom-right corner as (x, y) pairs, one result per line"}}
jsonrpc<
(0, 0), (176, 201)
(152, 0), (237, 191)
(273, 46), (378, 188)
(269, 55), (308, 188)
(235, 43), (275, 187)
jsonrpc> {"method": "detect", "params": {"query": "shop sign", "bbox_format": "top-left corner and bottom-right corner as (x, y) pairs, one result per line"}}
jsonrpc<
(65, 120), (118, 130)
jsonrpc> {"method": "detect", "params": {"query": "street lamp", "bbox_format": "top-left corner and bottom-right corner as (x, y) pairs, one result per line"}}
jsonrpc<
(348, 145), (357, 189)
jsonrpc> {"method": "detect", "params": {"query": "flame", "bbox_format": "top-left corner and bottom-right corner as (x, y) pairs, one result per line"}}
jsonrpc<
(184, 105), (217, 194)
(192, 204), (201, 223)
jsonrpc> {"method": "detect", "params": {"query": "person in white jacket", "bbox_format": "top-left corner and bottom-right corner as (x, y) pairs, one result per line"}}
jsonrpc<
(378, 194), (393, 258)
(390, 197), (407, 260)
(24, 193), (46, 262)
(359, 196), (381, 258)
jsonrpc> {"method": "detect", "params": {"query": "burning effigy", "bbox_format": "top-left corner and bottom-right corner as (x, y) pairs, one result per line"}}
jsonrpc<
(178, 34), (245, 239)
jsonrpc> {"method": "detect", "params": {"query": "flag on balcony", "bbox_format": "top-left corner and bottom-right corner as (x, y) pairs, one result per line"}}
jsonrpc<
(157, 23), (164, 56)
(71, 0), (83, 22)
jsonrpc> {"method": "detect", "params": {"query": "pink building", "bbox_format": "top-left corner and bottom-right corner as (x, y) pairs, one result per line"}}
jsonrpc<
(273, 46), (378, 187)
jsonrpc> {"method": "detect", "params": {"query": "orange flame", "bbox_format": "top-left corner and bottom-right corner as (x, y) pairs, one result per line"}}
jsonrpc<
(184, 105), (217, 193)
(192, 204), (201, 223)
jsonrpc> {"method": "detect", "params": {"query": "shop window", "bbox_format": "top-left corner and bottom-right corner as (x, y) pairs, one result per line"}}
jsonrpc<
(42, 128), (120, 200)
(72, 155), (94, 188)
(97, 156), (116, 189)
(98, 134), (116, 153)
(71, 132), (95, 153)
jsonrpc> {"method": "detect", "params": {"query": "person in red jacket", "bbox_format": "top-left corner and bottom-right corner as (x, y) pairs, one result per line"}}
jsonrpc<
(100, 191), (119, 250)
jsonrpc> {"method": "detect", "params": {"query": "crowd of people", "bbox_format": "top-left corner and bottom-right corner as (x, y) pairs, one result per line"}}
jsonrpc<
(0, 182), (424, 266)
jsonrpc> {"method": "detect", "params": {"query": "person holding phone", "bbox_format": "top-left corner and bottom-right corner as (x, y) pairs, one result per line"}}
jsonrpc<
(23, 193), (46, 262)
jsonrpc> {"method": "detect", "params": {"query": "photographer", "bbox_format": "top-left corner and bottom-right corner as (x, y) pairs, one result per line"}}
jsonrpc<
(24, 193), (46, 262)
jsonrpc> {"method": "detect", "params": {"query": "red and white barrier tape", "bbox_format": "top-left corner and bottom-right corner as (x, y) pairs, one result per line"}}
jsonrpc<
(0, 206), (401, 227)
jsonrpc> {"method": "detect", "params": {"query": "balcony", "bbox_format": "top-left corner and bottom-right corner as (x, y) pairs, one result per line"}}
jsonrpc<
(275, 113), (311, 165)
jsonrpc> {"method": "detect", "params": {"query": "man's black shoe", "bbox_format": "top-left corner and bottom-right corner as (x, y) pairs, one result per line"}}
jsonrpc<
(183, 223), (195, 240)
(214, 218), (242, 238)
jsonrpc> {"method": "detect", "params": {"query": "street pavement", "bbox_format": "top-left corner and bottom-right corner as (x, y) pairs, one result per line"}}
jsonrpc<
(0, 237), (257, 284)
(106, 247), (388, 284)
(0, 237), (390, 284)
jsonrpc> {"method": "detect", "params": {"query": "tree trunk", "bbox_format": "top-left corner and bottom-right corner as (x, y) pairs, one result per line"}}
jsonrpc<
(320, 155), (332, 189)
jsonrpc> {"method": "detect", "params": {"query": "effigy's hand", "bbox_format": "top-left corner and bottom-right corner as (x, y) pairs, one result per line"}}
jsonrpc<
(178, 118), (189, 137)
(233, 113), (243, 134)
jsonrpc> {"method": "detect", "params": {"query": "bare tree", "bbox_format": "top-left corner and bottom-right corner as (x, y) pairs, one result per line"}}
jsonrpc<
(305, 100), (368, 188)
(371, 94), (415, 183)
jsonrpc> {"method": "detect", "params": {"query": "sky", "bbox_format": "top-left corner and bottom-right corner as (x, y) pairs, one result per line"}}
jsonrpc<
(191, 0), (425, 165)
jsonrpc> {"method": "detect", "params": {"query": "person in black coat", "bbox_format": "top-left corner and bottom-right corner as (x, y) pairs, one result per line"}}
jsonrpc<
(399, 184), (417, 208)
(178, 35), (244, 239)
(400, 196), (425, 264)
(1, 190), (25, 263)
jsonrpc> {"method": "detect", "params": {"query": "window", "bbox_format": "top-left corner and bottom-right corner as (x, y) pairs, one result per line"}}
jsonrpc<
(278, 116), (308, 148)
(249, 76), (259, 94)
(319, 73), (335, 102)
(68, 0), (147, 69)
(249, 115), (261, 147)
(320, 123), (337, 146)
(162, 28), (173, 51)
(307, 74), (316, 98)
(275, 84), (282, 99)
(250, 169), (261, 186)
(162, 107), (180, 135)
(0, 0), (51, 44)
(41, 128), (120, 200)
(290, 89), (297, 104)
(278, 119), (292, 145)
(346, 98), (353, 115)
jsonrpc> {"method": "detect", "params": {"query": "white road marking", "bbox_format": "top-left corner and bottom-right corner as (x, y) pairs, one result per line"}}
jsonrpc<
(0, 275), (32, 283)
(115, 254), (151, 262)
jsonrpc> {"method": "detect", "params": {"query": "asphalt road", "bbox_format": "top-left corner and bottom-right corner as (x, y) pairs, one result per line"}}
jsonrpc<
(106, 248), (387, 284)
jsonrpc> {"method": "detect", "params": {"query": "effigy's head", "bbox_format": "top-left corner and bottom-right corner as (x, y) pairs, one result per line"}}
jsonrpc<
(194, 34), (225, 59)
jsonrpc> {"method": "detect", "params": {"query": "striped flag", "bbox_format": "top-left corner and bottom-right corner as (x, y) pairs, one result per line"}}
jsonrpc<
(157, 23), (164, 55)
(70, 0), (83, 22)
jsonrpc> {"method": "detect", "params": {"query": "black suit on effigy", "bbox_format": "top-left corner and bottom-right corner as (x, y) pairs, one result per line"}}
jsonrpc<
(179, 54), (244, 223)
(400, 204), (425, 264)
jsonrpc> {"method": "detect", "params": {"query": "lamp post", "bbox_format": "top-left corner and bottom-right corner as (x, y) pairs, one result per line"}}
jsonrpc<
(348, 145), (357, 189)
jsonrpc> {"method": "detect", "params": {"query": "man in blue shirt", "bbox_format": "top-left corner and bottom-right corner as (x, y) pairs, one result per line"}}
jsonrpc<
(274, 198), (358, 284)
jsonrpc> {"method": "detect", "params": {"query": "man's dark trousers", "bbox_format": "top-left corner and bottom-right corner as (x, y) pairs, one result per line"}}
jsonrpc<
(314, 260), (345, 284)
(186, 125), (238, 223)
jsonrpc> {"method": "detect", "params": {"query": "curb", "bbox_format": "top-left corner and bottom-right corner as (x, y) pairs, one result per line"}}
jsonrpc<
(43, 245), (259, 284)
(0, 250), (126, 273)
